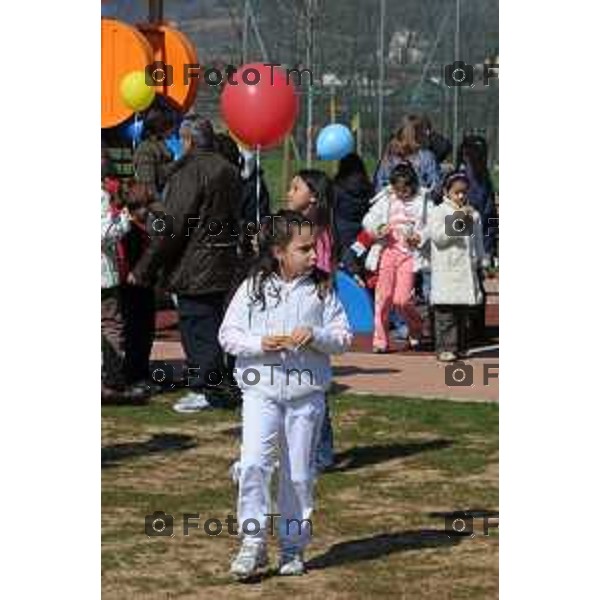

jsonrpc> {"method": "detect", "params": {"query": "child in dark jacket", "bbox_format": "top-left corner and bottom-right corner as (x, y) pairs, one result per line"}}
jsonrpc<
(121, 184), (156, 388)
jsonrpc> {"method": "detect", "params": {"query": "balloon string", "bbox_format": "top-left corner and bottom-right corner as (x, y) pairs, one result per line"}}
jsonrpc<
(132, 112), (140, 151)
(255, 144), (261, 229)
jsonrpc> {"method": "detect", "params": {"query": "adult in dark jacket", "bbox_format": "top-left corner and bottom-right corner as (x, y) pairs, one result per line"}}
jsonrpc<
(457, 133), (497, 343)
(132, 105), (176, 204)
(457, 134), (497, 257)
(132, 117), (243, 412)
(333, 153), (374, 255)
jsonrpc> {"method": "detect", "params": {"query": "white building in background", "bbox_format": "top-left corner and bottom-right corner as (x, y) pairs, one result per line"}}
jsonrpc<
(388, 28), (428, 65)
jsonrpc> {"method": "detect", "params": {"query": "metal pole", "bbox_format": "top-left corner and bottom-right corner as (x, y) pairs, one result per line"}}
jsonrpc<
(242, 0), (249, 63)
(453, 0), (461, 164)
(149, 0), (163, 23)
(377, 0), (386, 159)
(255, 145), (262, 226)
(248, 3), (268, 63)
(306, 0), (314, 167)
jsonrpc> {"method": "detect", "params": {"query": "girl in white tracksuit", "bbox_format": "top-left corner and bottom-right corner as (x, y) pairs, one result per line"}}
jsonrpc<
(219, 210), (352, 579)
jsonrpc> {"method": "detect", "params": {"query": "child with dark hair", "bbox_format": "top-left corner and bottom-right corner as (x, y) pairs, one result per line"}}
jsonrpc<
(101, 179), (136, 401)
(333, 152), (374, 254)
(362, 161), (433, 352)
(121, 183), (156, 389)
(286, 170), (337, 471)
(132, 104), (176, 203)
(428, 171), (489, 361)
(286, 169), (336, 273)
(219, 210), (352, 580)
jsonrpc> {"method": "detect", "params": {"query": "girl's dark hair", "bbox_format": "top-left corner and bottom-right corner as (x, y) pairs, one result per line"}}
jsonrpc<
(335, 152), (369, 183)
(334, 152), (374, 194)
(247, 209), (332, 309)
(295, 169), (334, 229)
(389, 160), (419, 193)
(143, 105), (173, 138)
(215, 132), (242, 170)
(458, 134), (491, 187)
(295, 169), (339, 265)
(443, 170), (470, 192)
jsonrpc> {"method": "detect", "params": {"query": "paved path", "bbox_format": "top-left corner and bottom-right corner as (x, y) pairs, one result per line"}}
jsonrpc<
(151, 341), (498, 403)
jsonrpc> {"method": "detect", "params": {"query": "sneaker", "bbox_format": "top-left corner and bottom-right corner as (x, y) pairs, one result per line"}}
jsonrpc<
(173, 392), (211, 413)
(407, 337), (421, 351)
(230, 540), (268, 580)
(316, 459), (335, 473)
(372, 346), (389, 354)
(229, 460), (241, 484)
(278, 549), (305, 576)
(437, 351), (457, 362)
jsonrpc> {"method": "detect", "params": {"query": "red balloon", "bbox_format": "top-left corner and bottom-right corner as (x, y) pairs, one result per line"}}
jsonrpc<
(220, 63), (299, 148)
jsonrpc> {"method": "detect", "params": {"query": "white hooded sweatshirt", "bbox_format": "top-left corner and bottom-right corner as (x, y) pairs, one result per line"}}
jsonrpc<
(219, 273), (353, 402)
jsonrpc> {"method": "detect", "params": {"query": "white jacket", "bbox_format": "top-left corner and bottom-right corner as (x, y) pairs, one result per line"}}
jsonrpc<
(428, 198), (489, 305)
(101, 190), (130, 289)
(361, 186), (433, 273)
(219, 274), (353, 401)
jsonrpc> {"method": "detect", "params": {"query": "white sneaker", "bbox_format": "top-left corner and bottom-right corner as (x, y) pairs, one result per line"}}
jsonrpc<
(278, 549), (305, 576)
(230, 540), (268, 580)
(437, 351), (457, 363)
(229, 460), (241, 484)
(173, 392), (211, 413)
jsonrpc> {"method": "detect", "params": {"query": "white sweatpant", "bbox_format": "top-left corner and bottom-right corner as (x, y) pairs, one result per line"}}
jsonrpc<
(237, 389), (325, 551)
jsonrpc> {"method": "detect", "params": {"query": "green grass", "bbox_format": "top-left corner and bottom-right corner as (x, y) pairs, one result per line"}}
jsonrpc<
(260, 151), (499, 206)
(102, 392), (498, 599)
(260, 151), (379, 207)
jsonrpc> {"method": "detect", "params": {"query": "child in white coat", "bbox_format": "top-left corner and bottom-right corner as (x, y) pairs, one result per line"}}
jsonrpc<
(428, 172), (490, 361)
(219, 210), (352, 580)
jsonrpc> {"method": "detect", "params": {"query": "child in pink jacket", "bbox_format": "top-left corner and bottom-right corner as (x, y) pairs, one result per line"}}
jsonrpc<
(362, 162), (432, 352)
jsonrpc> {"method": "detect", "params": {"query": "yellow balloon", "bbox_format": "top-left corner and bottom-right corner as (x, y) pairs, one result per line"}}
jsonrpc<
(120, 71), (156, 112)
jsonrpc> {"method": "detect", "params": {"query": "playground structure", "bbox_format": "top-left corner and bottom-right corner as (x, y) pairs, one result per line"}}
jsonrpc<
(102, 0), (199, 130)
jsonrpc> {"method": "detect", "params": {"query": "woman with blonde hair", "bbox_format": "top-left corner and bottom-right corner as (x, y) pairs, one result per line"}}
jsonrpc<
(374, 114), (442, 194)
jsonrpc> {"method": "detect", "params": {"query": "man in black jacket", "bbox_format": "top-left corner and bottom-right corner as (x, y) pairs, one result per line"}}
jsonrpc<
(132, 117), (243, 411)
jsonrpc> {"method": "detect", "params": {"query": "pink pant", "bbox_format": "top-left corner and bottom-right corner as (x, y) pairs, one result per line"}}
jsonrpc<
(373, 249), (422, 350)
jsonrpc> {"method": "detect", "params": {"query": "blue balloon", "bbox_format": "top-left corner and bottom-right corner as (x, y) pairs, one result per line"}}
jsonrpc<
(123, 118), (144, 143)
(335, 271), (374, 333)
(316, 123), (354, 160)
(165, 134), (184, 160)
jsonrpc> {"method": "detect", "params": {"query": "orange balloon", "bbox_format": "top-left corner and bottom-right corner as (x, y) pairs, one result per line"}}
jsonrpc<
(137, 24), (199, 113)
(101, 19), (154, 128)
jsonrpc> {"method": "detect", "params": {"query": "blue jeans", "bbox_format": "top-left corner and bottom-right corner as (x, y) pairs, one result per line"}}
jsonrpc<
(177, 293), (225, 391)
(418, 270), (432, 304)
(315, 397), (334, 469)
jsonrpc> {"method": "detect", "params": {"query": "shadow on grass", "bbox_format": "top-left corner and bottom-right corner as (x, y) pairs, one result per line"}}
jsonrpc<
(102, 433), (196, 469)
(428, 508), (499, 519)
(333, 366), (402, 377)
(332, 439), (453, 472)
(234, 529), (462, 584)
(428, 508), (499, 534)
(306, 529), (463, 570)
(465, 346), (499, 359)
